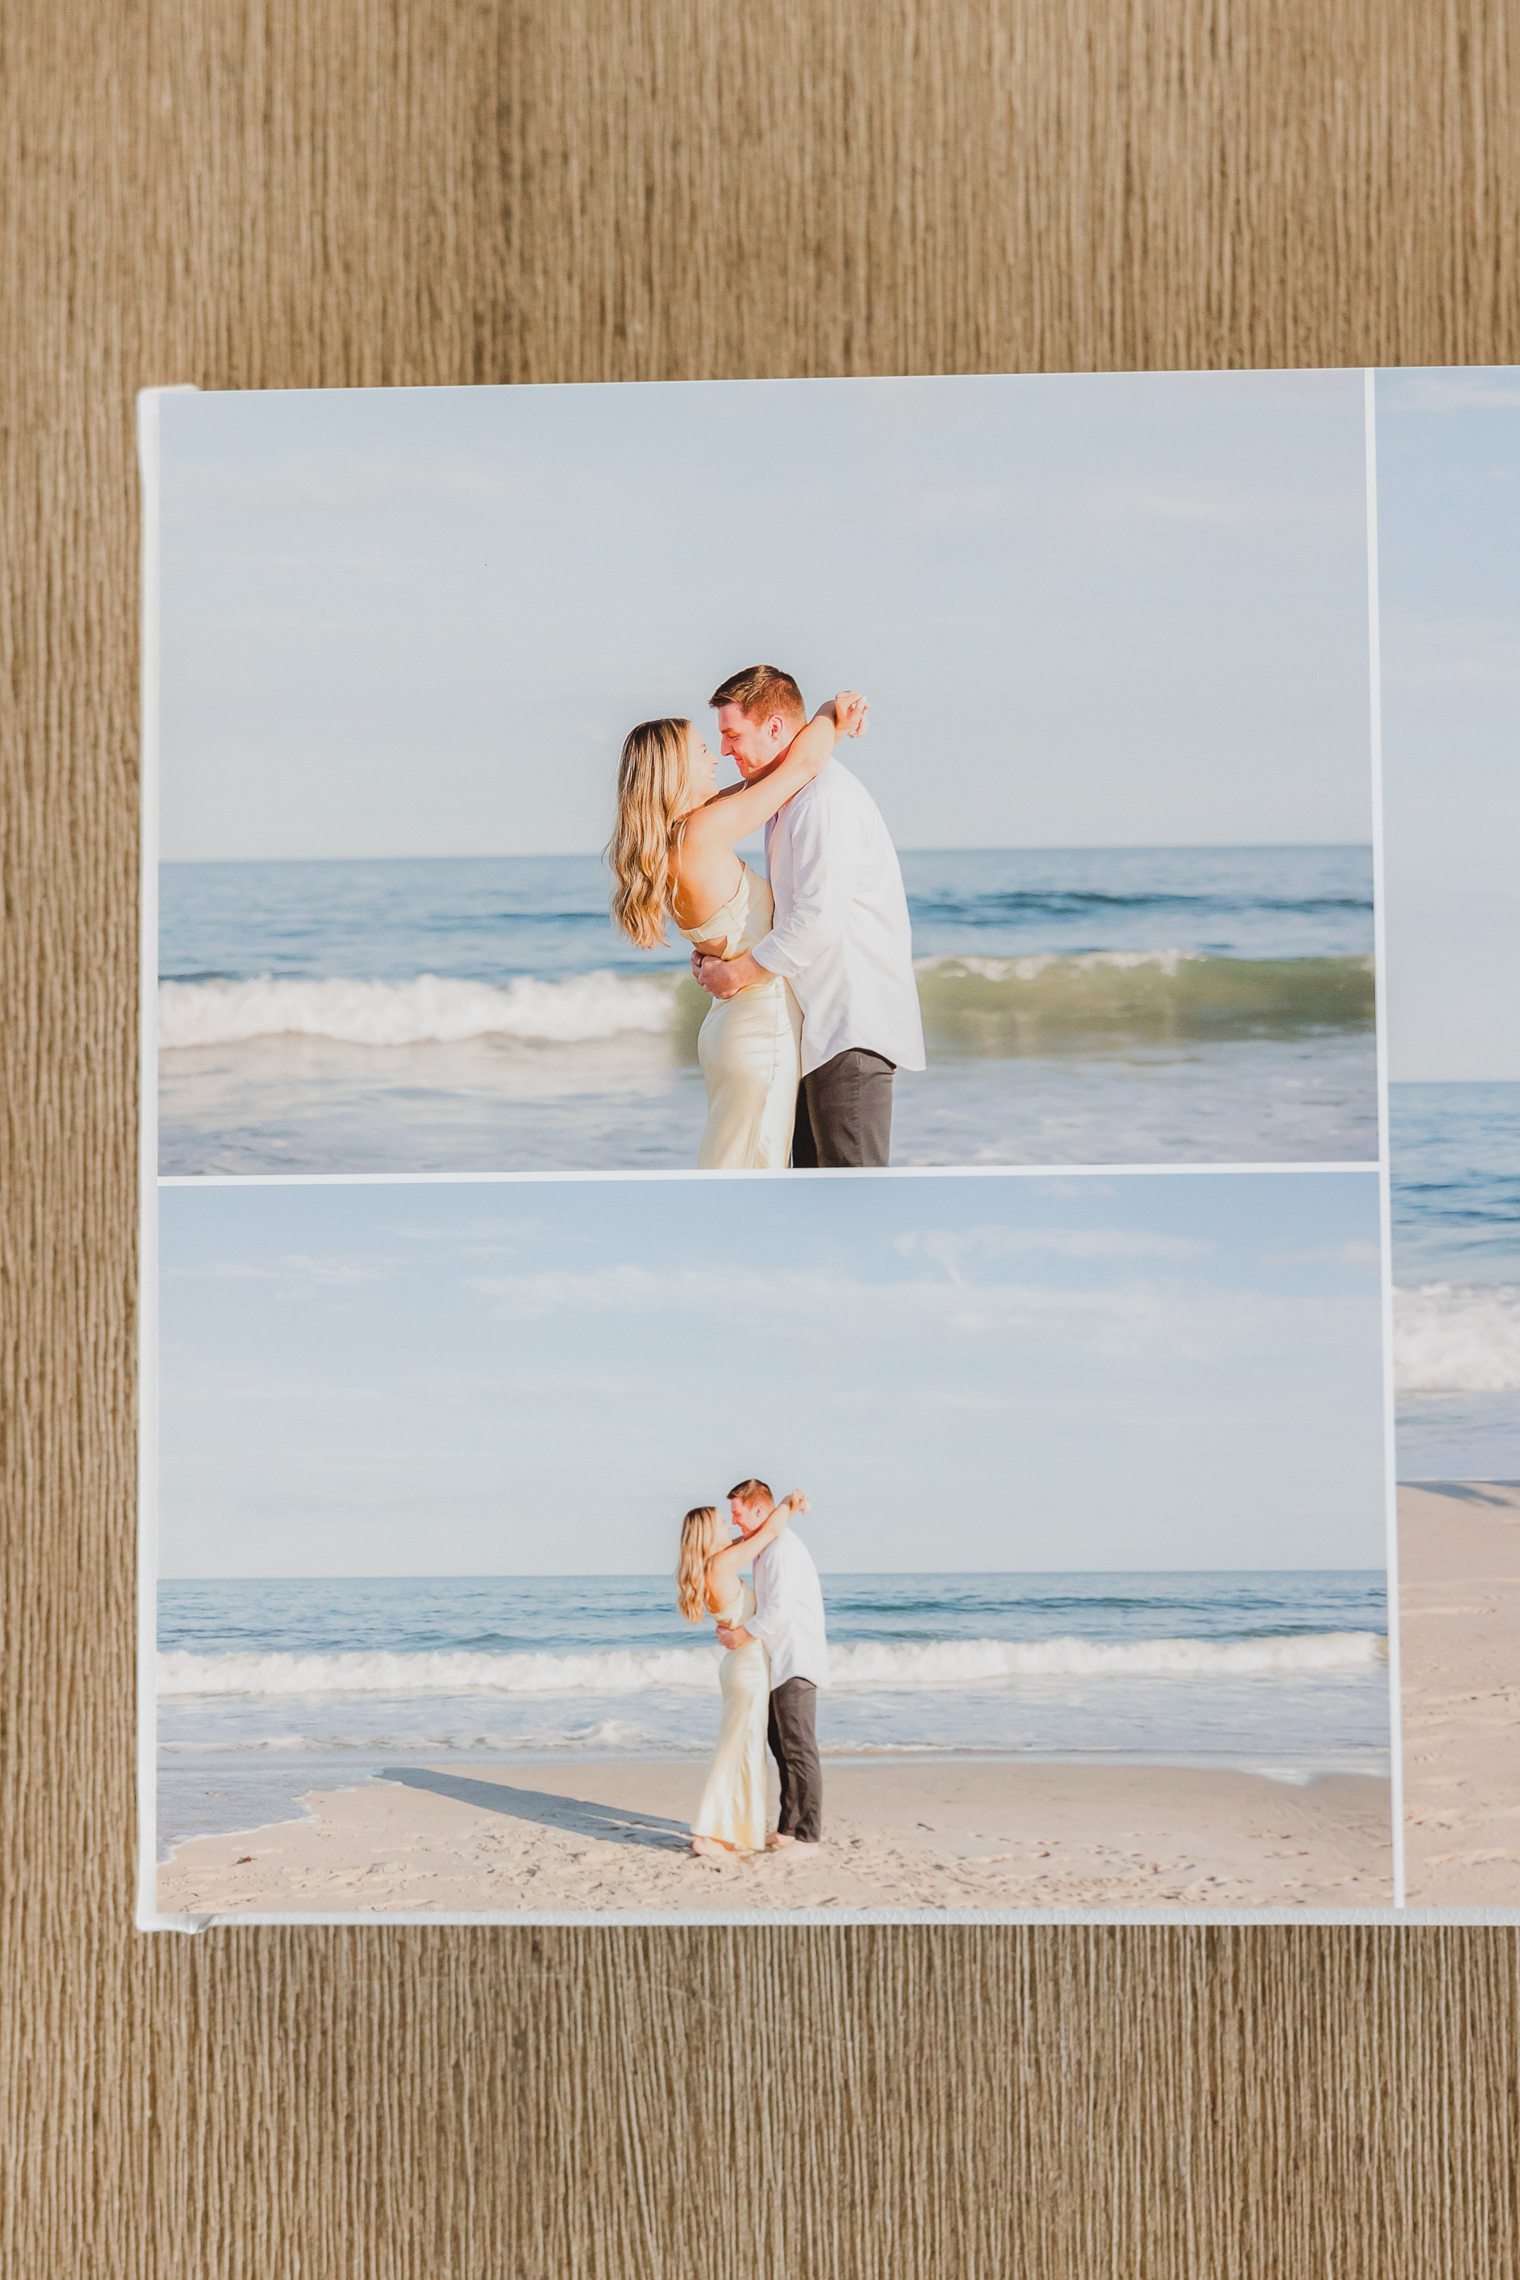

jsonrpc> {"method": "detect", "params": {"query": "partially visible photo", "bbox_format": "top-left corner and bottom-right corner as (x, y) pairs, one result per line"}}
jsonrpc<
(149, 1169), (1392, 1919)
(1379, 366), (1520, 1907)
(148, 369), (1379, 1176)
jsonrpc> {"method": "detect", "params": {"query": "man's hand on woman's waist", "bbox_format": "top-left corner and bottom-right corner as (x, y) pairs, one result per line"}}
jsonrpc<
(692, 949), (764, 998)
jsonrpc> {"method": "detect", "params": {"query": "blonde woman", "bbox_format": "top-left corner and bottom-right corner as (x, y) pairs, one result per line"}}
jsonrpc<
(608, 691), (867, 1168)
(676, 1491), (806, 1856)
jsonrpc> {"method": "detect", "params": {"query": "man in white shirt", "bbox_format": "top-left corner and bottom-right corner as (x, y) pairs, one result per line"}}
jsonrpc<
(717, 1476), (830, 1847)
(692, 665), (925, 1168)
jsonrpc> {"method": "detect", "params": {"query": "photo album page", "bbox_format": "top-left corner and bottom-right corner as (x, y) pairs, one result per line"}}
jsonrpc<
(136, 365), (1518, 1924)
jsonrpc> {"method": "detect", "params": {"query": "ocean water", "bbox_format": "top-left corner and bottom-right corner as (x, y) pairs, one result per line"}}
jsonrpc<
(157, 846), (1377, 1171)
(156, 1569), (1389, 1856)
(1392, 1082), (1520, 1480)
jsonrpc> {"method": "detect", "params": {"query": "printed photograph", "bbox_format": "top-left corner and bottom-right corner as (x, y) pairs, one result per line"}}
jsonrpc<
(1379, 366), (1520, 1908)
(149, 369), (1379, 1177)
(150, 1169), (1393, 1919)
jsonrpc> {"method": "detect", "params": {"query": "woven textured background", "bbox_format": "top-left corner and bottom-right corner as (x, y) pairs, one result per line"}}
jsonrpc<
(6, 0), (1520, 2270)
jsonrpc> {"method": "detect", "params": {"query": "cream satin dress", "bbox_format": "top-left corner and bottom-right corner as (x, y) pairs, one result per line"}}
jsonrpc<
(678, 860), (803, 1170)
(691, 1581), (770, 1850)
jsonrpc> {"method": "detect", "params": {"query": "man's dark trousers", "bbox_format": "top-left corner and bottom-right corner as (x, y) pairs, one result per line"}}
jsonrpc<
(766, 1677), (822, 1842)
(791, 1048), (895, 1169)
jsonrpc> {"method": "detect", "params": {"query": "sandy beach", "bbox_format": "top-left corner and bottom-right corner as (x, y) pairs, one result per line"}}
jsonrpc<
(156, 1755), (1392, 1917)
(1400, 1481), (1520, 1907)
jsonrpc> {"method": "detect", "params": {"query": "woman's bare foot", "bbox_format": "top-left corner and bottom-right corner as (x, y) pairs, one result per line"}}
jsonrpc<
(691, 1835), (728, 1860)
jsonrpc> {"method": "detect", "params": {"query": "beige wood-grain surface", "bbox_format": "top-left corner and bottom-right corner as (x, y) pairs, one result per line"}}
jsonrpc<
(6, 1), (1520, 2269)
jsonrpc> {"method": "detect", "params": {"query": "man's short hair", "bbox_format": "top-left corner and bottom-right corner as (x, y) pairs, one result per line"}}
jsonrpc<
(708, 666), (805, 726)
(728, 1477), (773, 1506)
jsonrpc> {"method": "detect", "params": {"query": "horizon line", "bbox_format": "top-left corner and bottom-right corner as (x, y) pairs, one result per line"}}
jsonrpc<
(160, 837), (1374, 867)
(156, 1562), (1388, 1584)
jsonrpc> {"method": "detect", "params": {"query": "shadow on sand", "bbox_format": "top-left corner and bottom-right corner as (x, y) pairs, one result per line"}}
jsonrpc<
(377, 1767), (688, 1851)
(1409, 1480), (1520, 1508)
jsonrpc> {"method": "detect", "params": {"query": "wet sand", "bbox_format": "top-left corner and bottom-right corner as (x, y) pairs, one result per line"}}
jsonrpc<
(156, 1754), (1393, 1918)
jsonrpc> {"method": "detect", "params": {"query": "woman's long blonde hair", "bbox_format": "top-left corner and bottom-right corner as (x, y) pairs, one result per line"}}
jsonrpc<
(676, 1505), (721, 1623)
(608, 717), (691, 948)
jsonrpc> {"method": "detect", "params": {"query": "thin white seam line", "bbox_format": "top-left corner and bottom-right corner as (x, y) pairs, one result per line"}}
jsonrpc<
(1363, 367), (1407, 1912)
(155, 1161), (1382, 1190)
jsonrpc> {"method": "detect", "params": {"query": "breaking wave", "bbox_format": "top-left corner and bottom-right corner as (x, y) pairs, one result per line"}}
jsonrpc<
(158, 1631), (1385, 1699)
(157, 970), (680, 1049)
(158, 952), (1376, 1055)
(1395, 1282), (1520, 1394)
(912, 951), (1374, 1051)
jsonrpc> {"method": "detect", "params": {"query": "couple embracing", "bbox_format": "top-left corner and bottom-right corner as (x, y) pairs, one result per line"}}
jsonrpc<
(676, 1481), (829, 1856)
(610, 666), (925, 1169)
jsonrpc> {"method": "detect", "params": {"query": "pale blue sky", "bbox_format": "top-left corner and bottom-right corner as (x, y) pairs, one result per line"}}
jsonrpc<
(1378, 368), (1520, 1081)
(157, 1172), (1387, 1579)
(155, 370), (1374, 861)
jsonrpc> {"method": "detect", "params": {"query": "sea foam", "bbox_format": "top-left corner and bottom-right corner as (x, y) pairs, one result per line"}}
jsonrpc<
(157, 970), (679, 1049)
(158, 1631), (1386, 1699)
(1395, 1282), (1520, 1394)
